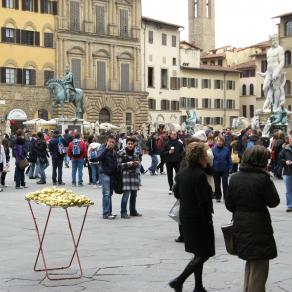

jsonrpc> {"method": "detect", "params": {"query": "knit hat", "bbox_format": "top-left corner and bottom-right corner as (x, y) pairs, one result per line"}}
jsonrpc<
(192, 130), (207, 142)
(53, 129), (60, 135)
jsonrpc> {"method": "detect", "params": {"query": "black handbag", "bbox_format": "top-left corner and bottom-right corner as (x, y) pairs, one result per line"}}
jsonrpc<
(112, 171), (123, 194)
(221, 221), (237, 255)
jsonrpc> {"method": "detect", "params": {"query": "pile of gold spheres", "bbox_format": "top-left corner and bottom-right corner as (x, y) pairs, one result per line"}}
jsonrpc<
(25, 187), (94, 207)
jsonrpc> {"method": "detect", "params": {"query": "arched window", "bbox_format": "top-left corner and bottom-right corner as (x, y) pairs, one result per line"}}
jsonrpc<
(242, 84), (246, 96)
(99, 108), (111, 123)
(285, 80), (291, 96)
(286, 21), (292, 36)
(38, 109), (48, 120)
(285, 51), (291, 66)
(249, 84), (254, 95)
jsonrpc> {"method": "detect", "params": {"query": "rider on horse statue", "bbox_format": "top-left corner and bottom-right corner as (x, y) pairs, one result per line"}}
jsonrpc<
(62, 67), (76, 103)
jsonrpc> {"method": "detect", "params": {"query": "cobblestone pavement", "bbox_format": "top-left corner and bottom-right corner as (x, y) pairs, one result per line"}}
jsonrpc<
(0, 156), (291, 292)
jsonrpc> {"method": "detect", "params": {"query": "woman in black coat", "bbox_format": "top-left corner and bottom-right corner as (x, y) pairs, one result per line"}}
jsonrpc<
(169, 142), (214, 292)
(225, 145), (280, 292)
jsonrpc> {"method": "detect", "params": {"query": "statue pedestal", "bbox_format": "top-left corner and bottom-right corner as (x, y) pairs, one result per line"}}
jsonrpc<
(57, 118), (84, 135)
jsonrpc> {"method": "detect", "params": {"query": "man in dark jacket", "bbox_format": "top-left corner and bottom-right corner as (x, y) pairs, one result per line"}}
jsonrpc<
(49, 130), (67, 185)
(226, 145), (280, 292)
(35, 132), (49, 184)
(98, 134), (118, 220)
(146, 133), (159, 175)
(162, 131), (184, 194)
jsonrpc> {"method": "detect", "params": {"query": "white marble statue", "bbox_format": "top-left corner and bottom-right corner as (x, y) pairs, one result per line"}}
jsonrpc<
(258, 35), (285, 113)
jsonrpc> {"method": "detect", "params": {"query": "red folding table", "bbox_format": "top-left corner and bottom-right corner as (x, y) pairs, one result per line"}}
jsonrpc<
(27, 200), (90, 281)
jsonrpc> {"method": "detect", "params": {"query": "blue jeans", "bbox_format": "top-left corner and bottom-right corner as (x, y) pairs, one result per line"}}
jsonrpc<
(284, 175), (292, 208)
(100, 173), (113, 217)
(72, 159), (84, 185)
(148, 154), (158, 174)
(37, 158), (49, 182)
(64, 154), (70, 167)
(91, 164), (99, 184)
(121, 190), (137, 215)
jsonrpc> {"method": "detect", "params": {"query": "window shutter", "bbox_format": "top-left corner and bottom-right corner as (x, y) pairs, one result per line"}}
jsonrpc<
(71, 58), (81, 88)
(40, 0), (44, 12)
(0, 67), (6, 83)
(15, 29), (21, 43)
(120, 9), (128, 37)
(97, 61), (106, 91)
(2, 0), (6, 7)
(1, 28), (6, 42)
(20, 30), (26, 44)
(33, 0), (38, 12)
(208, 99), (211, 108)
(17, 68), (23, 84)
(70, 1), (80, 31)
(208, 80), (211, 88)
(52, 1), (57, 15)
(30, 69), (36, 85)
(34, 31), (40, 46)
(15, 0), (20, 8)
(121, 63), (130, 91)
(96, 5), (105, 34)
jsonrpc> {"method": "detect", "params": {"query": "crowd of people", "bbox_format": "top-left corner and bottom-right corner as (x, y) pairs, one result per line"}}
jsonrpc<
(0, 125), (291, 291)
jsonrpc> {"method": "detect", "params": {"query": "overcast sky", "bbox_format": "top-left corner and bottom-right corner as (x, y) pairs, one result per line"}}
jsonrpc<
(142, 0), (291, 48)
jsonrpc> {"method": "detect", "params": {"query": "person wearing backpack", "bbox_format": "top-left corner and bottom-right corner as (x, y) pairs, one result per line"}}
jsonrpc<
(67, 133), (87, 187)
(35, 132), (49, 185)
(49, 130), (67, 185)
(88, 137), (101, 188)
(13, 130), (27, 189)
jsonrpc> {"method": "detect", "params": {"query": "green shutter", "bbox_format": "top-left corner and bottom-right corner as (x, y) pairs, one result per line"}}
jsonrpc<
(96, 5), (105, 34)
(120, 9), (128, 37)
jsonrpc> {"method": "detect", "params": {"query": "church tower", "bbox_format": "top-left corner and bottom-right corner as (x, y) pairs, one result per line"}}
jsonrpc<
(188, 0), (215, 52)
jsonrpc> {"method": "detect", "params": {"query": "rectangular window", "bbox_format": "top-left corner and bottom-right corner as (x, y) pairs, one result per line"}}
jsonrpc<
(148, 99), (156, 110)
(214, 99), (223, 109)
(147, 67), (154, 87)
(161, 69), (168, 89)
(214, 117), (223, 125)
(186, 98), (197, 109)
(162, 33), (167, 46)
(121, 63), (130, 91)
(182, 77), (187, 87)
(204, 117), (212, 125)
(250, 105), (254, 118)
(218, 59), (223, 66)
(172, 35), (176, 47)
(171, 100), (179, 111)
(242, 105), (247, 117)
(194, 0), (198, 18)
(22, 0), (34, 11)
(148, 30), (153, 44)
(40, 0), (57, 14)
(71, 58), (81, 88)
(4, 0), (16, 8)
(226, 80), (235, 90)
(44, 32), (53, 47)
(4, 28), (15, 43)
(202, 79), (211, 89)
(20, 30), (35, 45)
(172, 58), (176, 66)
(96, 5), (105, 34)
(226, 99), (235, 109)
(70, 1), (80, 31)
(214, 79), (223, 89)
(5, 68), (16, 84)
(189, 78), (198, 88)
(161, 100), (170, 111)
(180, 97), (187, 109)
(97, 61), (106, 91)
(202, 98), (211, 108)
(170, 77), (180, 90)
(44, 70), (54, 85)
(120, 9), (128, 37)
(22, 69), (35, 85)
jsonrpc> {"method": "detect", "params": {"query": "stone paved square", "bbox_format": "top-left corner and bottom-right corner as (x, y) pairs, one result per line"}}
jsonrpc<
(0, 156), (291, 292)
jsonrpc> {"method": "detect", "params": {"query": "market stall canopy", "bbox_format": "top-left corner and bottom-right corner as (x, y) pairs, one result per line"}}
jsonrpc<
(42, 119), (58, 126)
(23, 118), (46, 126)
(99, 122), (120, 130)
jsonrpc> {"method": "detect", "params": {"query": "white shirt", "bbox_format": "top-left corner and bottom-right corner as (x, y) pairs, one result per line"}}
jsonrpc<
(0, 145), (6, 167)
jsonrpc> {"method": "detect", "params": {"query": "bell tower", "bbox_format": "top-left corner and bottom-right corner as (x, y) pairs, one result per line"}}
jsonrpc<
(188, 0), (215, 52)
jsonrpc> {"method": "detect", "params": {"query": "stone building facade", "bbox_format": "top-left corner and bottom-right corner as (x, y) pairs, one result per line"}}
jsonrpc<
(0, 0), (57, 133)
(55, 0), (148, 131)
(188, 0), (215, 52)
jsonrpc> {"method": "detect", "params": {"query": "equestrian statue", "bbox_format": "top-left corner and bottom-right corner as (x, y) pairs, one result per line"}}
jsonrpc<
(47, 67), (84, 119)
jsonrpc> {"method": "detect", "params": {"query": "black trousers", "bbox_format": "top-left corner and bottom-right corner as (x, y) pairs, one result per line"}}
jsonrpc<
(129, 191), (138, 215)
(15, 165), (25, 187)
(213, 171), (229, 201)
(166, 162), (180, 190)
(88, 163), (92, 183)
(157, 155), (166, 173)
(52, 157), (64, 183)
(1, 171), (7, 185)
